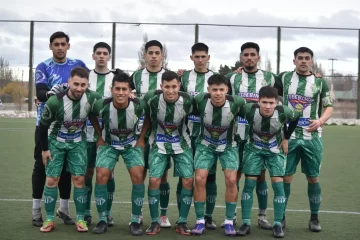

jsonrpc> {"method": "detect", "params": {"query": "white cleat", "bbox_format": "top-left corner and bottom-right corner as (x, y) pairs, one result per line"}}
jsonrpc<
(159, 216), (171, 228)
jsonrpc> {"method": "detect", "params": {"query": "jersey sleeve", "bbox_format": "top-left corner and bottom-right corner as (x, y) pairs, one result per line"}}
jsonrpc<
(129, 72), (136, 90)
(234, 95), (246, 110)
(40, 96), (58, 126)
(143, 90), (155, 104)
(35, 63), (48, 86)
(92, 99), (104, 116)
(283, 105), (299, 122)
(225, 72), (235, 95)
(319, 78), (333, 107)
(274, 72), (287, 96)
(238, 103), (253, 118)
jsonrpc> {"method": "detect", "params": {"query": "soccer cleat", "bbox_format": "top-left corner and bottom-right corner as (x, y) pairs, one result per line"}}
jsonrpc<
(281, 216), (286, 229)
(129, 222), (143, 236)
(272, 225), (284, 238)
(32, 208), (43, 227)
(76, 220), (88, 232)
(84, 215), (92, 225)
(309, 218), (322, 232)
(192, 222), (205, 235)
(159, 215), (171, 228)
(220, 215), (237, 228)
(107, 215), (114, 227)
(258, 214), (272, 229)
(176, 222), (191, 236)
(205, 216), (217, 230)
(40, 220), (55, 233)
(224, 224), (236, 236)
(146, 222), (161, 235)
(56, 209), (75, 225)
(93, 220), (108, 234)
(236, 223), (251, 236)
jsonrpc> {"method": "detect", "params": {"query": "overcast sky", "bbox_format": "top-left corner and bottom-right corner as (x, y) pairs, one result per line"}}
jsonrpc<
(1, 0), (359, 81)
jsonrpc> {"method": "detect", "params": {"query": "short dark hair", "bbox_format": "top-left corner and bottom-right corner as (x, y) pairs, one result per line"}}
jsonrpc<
(93, 42), (111, 54)
(70, 67), (89, 79)
(241, 42), (260, 54)
(207, 74), (229, 86)
(112, 72), (132, 88)
(161, 71), (179, 83)
(259, 86), (278, 100)
(191, 42), (209, 54)
(50, 31), (69, 44)
(294, 47), (314, 58)
(145, 40), (163, 52)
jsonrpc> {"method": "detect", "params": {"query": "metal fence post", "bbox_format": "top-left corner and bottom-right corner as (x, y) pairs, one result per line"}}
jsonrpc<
(195, 24), (199, 44)
(357, 29), (360, 119)
(276, 26), (281, 74)
(111, 22), (116, 69)
(28, 21), (34, 111)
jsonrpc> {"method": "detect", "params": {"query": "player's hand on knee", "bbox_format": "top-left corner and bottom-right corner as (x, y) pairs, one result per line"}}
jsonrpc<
(278, 139), (289, 155)
(41, 150), (52, 166)
(96, 137), (106, 149)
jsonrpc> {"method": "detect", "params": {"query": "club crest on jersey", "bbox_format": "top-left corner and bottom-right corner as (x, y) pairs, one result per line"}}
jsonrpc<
(253, 130), (276, 142)
(63, 118), (86, 133)
(227, 112), (234, 122)
(239, 92), (259, 102)
(311, 83), (319, 94)
(158, 121), (178, 135)
(204, 124), (227, 139)
(287, 94), (313, 112)
(261, 79), (268, 87)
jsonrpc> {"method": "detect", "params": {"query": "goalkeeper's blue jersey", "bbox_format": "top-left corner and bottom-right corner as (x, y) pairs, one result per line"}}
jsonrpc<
(35, 57), (89, 126)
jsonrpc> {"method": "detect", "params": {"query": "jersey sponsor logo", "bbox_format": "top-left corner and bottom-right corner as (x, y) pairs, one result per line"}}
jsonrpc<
(158, 121), (179, 135)
(254, 140), (278, 149)
(156, 134), (181, 143)
(110, 128), (133, 138)
(87, 118), (103, 128)
(204, 124), (228, 139)
(238, 117), (248, 125)
(288, 94), (313, 112)
(58, 131), (81, 140)
(188, 114), (200, 123)
(239, 92), (259, 102)
(203, 135), (227, 145)
(63, 118), (86, 133)
(297, 117), (310, 127)
(253, 130), (276, 140)
(111, 135), (136, 146)
(189, 91), (200, 96)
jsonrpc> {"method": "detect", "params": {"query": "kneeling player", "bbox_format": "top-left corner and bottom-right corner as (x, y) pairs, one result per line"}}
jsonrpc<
(140, 71), (194, 236)
(91, 73), (147, 236)
(237, 86), (299, 238)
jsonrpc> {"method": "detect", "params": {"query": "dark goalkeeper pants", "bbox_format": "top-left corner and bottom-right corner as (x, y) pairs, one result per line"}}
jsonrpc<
(32, 126), (72, 199)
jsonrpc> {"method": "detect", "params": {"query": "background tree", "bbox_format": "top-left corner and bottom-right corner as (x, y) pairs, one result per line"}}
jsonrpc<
(137, 33), (169, 70)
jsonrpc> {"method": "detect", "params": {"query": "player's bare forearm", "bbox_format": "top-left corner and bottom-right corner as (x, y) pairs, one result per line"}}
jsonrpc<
(89, 115), (102, 137)
(136, 117), (150, 148)
(319, 106), (333, 125)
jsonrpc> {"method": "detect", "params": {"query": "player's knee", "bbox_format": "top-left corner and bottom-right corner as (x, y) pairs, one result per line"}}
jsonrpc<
(149, 177), (161, 189)
(257, 170), (266, 182)
(270, 176), (283, 183)
(283, 175), (293, 183)
(195, 174), (207, 188)
(46, 177), (59, 187)
(206, 173), (216, 183)
(225, 175), (237, 187)
(72, 175), (85, 188)
(182, 177), (194, 189)
(130, 167), (144, 184)
(306, 176), (319, 184)
(96, 168), (110, 184)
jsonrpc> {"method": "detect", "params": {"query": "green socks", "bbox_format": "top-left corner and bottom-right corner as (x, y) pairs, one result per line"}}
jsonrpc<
(178, 188), (193, 223)
(160, 183), (170, 216)
(131, 184), (145, 223)
(284, 182), (291, 211)
(194, 201), (205, 220)
(74, 187), (87, 221)
(95, 184), (108, 222)
(84, 178), (93, 216)
(148, 188), (160, 222)
(241, 178), (256, 225)
(308, 182), (321, 214)
(205, 180), (217, 217)
(225, 202), (237, 221)
(272, 182), (286, 225)
(44, 186), (58, 221)
(256, 181), (268, 214)
(107, 177), (115, 216)
(176, 179), (182, 214)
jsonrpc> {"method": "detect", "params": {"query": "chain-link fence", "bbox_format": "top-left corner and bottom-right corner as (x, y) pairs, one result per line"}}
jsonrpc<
(0, 21), (359, 118)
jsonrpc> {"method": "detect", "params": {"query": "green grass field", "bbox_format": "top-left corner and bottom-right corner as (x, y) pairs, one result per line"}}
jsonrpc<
(0, 118), (359, 240)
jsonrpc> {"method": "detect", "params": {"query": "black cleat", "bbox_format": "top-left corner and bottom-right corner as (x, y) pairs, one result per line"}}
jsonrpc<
(92, 220), (108, 234)
(56, 209), (75, 225)
(129, 222), (143, 236)
(32, 216), (43, 227)
(176, 222), (191, 236)
(205, 216), (217, 230)
(146, 222), (161, 235)
(84, 215), (92, 225)
(237, 223), (251, 236)
(309, 218), (322, 232)
(272, 225), (284, 238)
(107, 216), (114, 227)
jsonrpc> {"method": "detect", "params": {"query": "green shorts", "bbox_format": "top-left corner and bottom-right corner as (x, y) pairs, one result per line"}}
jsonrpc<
(237, 139), (247, 172)
(194, 144), (239, 171)
(285, 138), (323, 177)
(86, 142), (97, 168)
(242, 143), (286, 177)
(96, 144), (144, 171)
(149, 147), (194, 178)
(145, 141), (172, 171)
(46, 139), (87, 177)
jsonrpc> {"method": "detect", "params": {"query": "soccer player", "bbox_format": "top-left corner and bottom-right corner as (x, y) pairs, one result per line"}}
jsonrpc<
(191, 74), (246, 236)
(225, 42), (277, 229)
(177, 42), (217, 230)
(32, 31), (89, 226)
(39, 67), (101, 232)
(130, 40), (172, 227)
(84, 42), (123, 226)
(276, 47), (333, 232)
(140, 71), (194, 236)
(91, 72), (147, 236)
(237, 86), (299, 238)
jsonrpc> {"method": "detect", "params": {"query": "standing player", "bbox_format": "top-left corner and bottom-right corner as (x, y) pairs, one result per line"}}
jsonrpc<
(91, 72), (147, 236)
(131, 40), (172, 227)
(191, 74), (246, 236)
(276, 47), (333, 232)
(225, 42), (276, 229)
(39, 67), (101, 232)
(32, 31), (89, 226)
(140, 71), (194, 236)
(237, 86), (299, 238)
(84, 42), (122, 226)
(177, 42), (217, 230)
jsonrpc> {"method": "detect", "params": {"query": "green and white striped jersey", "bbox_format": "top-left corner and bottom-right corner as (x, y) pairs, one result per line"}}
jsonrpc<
(181, 69), (215, 137)
(278, 71), (333, 140)
(92, 98), (147, 150)
(226, 70), (276, 141)
(86, 70), (115, 142)
(239, 103), (299, 153)
(194, 93), (246, 152)
(143, 90), (193, 155)
(41, 89), (101, 143)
